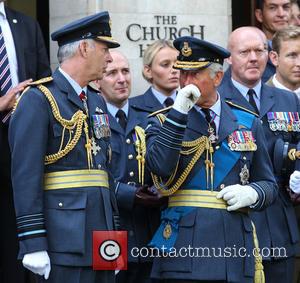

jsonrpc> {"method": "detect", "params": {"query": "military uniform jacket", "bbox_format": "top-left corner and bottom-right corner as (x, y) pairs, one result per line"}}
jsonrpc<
(108, 101), (160, 263)
(9, 70), (116, 266)
(129, 87), (165, 115)
(219, 79), (300, 258)
(145, 103), (277, 282)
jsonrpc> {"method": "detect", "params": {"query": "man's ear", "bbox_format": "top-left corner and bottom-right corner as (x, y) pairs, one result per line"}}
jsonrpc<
(269, 50), (279, 67)
(226, 56), (232, 66)
(214, 71), (224, 87)
(255, 9), (263, 24)
(78, 41), (89, 58)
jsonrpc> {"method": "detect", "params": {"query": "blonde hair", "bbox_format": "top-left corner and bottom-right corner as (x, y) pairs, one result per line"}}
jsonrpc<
(142, 40), (177, 83)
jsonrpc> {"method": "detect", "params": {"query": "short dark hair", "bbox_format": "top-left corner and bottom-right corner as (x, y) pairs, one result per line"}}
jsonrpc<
(272, 26), (300, 53)
(256, 0), (264, 10)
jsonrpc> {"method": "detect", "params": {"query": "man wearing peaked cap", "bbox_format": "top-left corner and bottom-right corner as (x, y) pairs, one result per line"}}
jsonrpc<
(145, 35), (277, 282)
(8, 11), (120, 283)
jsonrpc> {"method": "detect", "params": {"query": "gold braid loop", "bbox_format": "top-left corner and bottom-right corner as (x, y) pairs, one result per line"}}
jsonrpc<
(36, 85), (90, 166)
(151, 136), (210, 196)
(134, 126), (146, 185)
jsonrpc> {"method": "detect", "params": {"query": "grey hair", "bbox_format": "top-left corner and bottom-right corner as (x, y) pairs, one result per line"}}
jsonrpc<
(57, 39), (95, 64)
(207, 63), (223, 79)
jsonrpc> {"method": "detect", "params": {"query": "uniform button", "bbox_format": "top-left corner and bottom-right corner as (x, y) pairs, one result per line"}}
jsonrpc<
(215, 145), (220, 150)
(129, 230), (134, 236)
(98, 164), (102, 169)
(243, 156), (247, 160)
(128, 154), (133, 160)
(260, 120), (263, 124)
(129, 171), (134, 177)
(126, 138), (131, 144)
(220, 184), (225, 189)
(58, 202), (63, 207)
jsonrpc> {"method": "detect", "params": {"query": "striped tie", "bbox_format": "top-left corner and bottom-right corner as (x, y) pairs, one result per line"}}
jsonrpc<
(0, 25), (12, 96)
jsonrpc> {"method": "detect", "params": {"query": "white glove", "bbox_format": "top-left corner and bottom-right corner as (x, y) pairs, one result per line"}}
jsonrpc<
(289, 170), (300, 194)
(173, 84), (201, 114)
(22, 251), (51, 279)
(216, 184), (258, 211)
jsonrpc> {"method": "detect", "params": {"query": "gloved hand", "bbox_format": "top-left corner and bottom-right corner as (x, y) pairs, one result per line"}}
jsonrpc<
(289, 170), (300, 194)
(22, 251), (51, 279)
(216, 184), (258, 211)
(135, 185), (167, 207)
(173, 84), (201, 114)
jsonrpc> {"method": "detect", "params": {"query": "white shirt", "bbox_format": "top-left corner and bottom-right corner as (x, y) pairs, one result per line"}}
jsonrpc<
(0, 2), (18, 87)
(272, 74), (300, 99)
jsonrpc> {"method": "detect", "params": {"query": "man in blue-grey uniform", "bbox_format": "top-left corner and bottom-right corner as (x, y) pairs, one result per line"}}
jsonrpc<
(8, 12), (120, 283)
(218, 26), (300, 283)
(145, 35), (278, 283)
(94, 50), (163, 283)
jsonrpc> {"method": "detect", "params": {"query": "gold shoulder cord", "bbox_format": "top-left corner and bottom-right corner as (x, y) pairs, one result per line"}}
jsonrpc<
(151, 136), (211, 196)
(36, 85), (93, 168)
(134, 126), (146, 185)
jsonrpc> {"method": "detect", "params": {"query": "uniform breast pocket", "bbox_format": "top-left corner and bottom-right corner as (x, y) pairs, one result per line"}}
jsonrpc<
(44, 191), (87, 254)
(50, 124), (81, 165)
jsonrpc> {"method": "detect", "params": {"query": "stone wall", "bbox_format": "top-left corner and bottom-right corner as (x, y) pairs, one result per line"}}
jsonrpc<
(50, 0), (231, 96)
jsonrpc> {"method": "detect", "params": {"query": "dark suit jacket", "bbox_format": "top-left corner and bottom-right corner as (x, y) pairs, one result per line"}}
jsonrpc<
(0, 7), (51, 189)
(218, 78), (300, 258)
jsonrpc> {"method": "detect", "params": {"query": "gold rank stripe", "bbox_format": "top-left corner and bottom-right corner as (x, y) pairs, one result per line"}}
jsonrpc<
(174, 60), (211, 69)
(44, 169), (109, 190)
(168, 189), (248, 212)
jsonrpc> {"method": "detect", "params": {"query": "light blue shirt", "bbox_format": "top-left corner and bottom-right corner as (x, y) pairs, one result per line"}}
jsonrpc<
(194, 94), (221, 134)
(151, 87), (177, 106)
(231, 78), (261, 111)
(59, 67), (87, 96)
(106, 101), (129, 121)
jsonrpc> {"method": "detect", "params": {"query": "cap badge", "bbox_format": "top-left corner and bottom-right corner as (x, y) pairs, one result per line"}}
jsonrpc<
(181, 42), (192, 57)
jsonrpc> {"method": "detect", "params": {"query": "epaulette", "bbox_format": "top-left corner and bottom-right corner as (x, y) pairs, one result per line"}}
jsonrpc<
(225, 100), (259, 117)
(147, 106), (172, 118)
(28, 76), (53, 86)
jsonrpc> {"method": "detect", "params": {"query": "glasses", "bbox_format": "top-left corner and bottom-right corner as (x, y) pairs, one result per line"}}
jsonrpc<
(238, 48), (268, 58)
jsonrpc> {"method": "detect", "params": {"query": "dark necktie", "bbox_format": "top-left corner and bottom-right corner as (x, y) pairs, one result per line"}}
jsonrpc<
(247, 89), (259, 114)
(164, 97), (174, 107)
(0, 25), (12, 96)
(116, 109), (127, 130)
(202, 108), (216, 134)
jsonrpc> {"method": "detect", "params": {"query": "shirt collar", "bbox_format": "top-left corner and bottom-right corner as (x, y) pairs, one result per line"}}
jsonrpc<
(151, 87), (177, 105)
(106, 101), (129, 118)
(194, 93), (221, 117)
(0, 3), (6, 19)
(59, 67), (87, 96)
(231, 78), (261, 100)
(273, 75), (300, 98)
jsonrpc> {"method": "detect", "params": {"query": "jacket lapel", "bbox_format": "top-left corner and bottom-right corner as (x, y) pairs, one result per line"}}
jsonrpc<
(5, 8), (26, 81)
(217, 101), (238, 144)
(259, 84), (275, 118)
(53, 70), (84, 111)
(126, 105), (144, 136)
(186, 108), (208, 136)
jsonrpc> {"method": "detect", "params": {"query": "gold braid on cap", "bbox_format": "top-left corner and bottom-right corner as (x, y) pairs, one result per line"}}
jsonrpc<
(36, 85), (93, 168)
